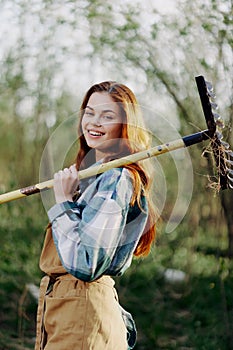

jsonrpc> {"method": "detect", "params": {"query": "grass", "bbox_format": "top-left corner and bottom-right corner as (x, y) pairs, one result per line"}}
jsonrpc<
(116, 226), (233, 349)
(0, 199), (45, 350)
(117, 261), (233, 349)
(0, 199), (233, 349)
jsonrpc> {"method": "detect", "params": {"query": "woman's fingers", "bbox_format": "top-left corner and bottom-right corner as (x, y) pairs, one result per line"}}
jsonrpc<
(69, 164), (78, 174)
(53, 165), (79, 203)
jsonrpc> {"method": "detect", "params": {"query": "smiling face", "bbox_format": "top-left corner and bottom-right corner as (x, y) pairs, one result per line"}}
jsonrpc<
(81, 92), (123, 161)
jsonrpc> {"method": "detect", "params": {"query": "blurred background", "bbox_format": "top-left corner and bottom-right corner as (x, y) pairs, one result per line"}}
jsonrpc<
(0, 0), (232, 349)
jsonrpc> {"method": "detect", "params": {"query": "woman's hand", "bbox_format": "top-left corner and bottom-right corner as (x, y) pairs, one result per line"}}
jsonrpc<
(53, 164), (79, 203)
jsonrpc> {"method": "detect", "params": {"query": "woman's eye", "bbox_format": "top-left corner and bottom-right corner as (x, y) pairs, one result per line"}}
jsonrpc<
(85, 112), (94, 117)
(104, 115), (113, 120)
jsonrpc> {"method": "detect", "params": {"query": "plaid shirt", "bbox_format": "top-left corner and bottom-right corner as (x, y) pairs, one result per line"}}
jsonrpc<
(48, 166), (148, 282)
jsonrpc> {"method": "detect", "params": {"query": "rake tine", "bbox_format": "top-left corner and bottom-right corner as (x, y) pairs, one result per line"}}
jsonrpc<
(220, 140), (230, 149)
(227, 168), (233, 176)
(206, 81), (214, 92)
(207, 90), (216, 99)
(225, 149), (233, 156)
(215, 119), (225, 129)
(225, 151), (233, 161)
(226, 159), (233, 166)
(206, 81), (217, 99)
(227, 172), (233, 187)
(216, 131), (223, 139)
(213, 113), (224, 124)
(211, 102), (218, 110)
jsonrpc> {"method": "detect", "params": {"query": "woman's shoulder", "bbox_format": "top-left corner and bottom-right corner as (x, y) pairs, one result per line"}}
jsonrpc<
(89, 167), (133, 199)
(97, 167), (133, 185)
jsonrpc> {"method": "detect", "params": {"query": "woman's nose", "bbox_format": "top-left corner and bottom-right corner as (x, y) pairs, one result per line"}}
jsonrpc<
(92, 114), (102, 126)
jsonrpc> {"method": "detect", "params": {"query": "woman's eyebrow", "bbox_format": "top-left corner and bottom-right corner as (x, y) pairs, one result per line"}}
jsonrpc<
(102, 109), (117, 114)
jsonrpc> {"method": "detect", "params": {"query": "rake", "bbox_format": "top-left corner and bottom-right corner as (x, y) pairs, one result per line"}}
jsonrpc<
(0, 75), (232, 205)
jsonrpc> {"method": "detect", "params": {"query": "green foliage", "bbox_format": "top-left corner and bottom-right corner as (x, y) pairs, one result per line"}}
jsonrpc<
(116, 224), (233, 349)
(0, 198), (46, 350)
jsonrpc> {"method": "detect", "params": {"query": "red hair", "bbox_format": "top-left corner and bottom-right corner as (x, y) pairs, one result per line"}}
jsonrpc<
(76, 81), (157, 257)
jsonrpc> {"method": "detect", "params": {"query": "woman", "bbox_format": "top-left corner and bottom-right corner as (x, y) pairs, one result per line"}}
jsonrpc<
(35, 81), (157, 350)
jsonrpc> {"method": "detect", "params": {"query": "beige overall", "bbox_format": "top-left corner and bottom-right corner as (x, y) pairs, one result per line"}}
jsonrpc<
(34, 226), (128, 350)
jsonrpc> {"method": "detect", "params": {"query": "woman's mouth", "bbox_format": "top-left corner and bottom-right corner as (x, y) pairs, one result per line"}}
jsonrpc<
(88, 130), (105, 137)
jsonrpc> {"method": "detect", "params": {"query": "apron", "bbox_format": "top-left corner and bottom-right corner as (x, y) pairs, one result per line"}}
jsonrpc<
(34, 226), (130, 350)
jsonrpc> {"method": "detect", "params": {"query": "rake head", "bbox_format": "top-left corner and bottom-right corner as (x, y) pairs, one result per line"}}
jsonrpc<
(195, 75), (233, 190)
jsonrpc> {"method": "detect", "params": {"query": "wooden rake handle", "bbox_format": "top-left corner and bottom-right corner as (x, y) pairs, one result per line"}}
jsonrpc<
(0, 138), (186, 204)
(1, 129), (210, 205)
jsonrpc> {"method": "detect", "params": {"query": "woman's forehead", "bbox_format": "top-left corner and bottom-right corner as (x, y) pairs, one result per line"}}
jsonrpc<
(87, 92), (120, 114)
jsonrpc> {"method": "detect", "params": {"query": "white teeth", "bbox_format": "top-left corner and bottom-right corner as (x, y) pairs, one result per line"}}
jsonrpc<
(89, 130), (103, 136)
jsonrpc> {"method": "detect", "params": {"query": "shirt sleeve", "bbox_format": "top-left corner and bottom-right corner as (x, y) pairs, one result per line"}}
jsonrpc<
(47, 168), (136, 282)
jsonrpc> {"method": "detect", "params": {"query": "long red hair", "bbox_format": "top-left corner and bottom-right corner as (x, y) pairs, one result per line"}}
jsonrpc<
(76, 81), (157, 257)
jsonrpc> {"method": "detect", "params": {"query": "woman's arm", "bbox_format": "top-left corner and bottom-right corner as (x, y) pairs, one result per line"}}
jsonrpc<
(48, 168), (144, 281)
